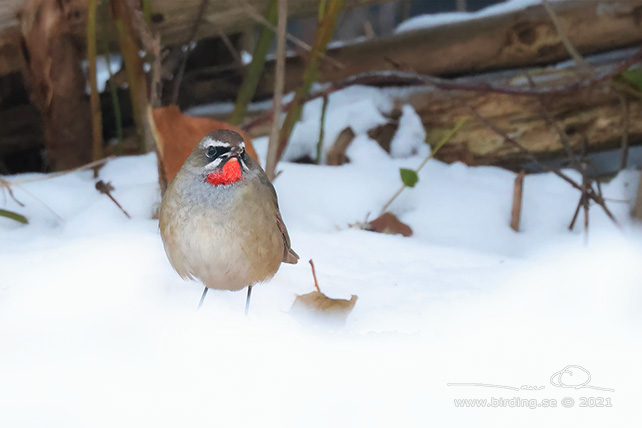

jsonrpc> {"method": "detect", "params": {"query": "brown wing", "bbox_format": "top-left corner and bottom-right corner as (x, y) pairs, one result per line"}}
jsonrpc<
(276, 211), (299, 264)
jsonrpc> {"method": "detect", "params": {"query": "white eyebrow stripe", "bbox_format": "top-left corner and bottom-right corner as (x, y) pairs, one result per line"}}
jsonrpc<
(201, 138), (232, 148)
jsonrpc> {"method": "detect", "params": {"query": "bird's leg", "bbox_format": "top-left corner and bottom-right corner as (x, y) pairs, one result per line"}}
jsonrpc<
(197, 287), (208, 309)
(245, 285), (253, 316)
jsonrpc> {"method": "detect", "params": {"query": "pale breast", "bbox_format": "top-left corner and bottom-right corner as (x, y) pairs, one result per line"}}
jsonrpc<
(160, 181), (284, 291)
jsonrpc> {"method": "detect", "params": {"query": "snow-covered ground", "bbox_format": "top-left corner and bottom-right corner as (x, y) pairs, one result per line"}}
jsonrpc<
(2, 82), (642, 427)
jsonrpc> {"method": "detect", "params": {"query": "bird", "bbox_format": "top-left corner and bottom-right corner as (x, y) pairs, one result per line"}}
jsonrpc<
(159, 129), (298, 314)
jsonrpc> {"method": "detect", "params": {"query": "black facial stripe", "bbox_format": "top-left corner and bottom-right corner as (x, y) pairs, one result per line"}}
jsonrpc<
(238, 157), (250, 171)
(206, 145), (231, 159)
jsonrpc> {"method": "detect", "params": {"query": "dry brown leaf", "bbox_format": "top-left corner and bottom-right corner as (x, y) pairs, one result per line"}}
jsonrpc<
(290, 291), (358, 327)
(152, 105), (258, 182)
(326, 127), (355, 166)
(366, 212), (413, 237)
(367, 106), (402, 153)
(289, 259), (358, 327)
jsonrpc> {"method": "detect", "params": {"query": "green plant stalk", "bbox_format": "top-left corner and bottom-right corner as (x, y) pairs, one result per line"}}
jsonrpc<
(100, 0), (123, 151)
(228, 0), (278, 125)
(87, 0), (104, 165)
(112, 0), (152, 153)
(0, 209), (28, 224)
(416, 117), (468, 172)
(275, 0), (343, 166)
(318, 0), (328, 19)
(141, 0), (152, 26)
(316, 95), (329, 164)
(380, 117), (468, 214)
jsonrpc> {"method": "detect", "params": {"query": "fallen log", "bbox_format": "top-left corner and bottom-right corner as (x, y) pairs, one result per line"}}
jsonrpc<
(5, 51), (642, 169)
(408, 60), (641, 166)
(0, 0), (388, 76)
(178, 0), (642, 107)
(189, 49), (642, 168)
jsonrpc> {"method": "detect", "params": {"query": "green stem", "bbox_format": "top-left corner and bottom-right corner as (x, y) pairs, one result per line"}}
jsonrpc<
(274, 0), (344, 171)
(228, 0), (278, 125)
(87, 0), (104, 166)
(380, 117), (468, 214)
(141, 0), (152, 26)
(316, 95), (329, 164)
(100, 0), (123, 151)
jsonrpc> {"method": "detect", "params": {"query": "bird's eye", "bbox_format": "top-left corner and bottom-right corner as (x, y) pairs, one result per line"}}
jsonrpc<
(206, 146), (219, 159)
(241, 148), (247, 160)
(206, 145), (231, 159)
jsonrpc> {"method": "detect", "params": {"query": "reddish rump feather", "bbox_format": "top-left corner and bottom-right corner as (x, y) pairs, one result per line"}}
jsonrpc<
(206, 158), (243, 186)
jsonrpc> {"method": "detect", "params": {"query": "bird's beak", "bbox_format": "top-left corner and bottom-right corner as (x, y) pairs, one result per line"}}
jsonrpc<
(229, 147), (243, 158)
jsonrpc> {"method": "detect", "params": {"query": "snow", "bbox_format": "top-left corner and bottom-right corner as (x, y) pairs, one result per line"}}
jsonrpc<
(396, 0), (565, 33)
(389, 104), (426, 157)
(84, 54), (122, 92)
(2, 82), (642, 426)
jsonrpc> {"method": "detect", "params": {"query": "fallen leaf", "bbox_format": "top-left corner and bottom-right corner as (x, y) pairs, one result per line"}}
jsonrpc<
(367, 106), (402, 153)
(326, 127), (355, 166)
(367, 212), (413, 237)
(290, 292), (358, 327)
(152, 105), (258, 182)
(290, 259), (358, 327)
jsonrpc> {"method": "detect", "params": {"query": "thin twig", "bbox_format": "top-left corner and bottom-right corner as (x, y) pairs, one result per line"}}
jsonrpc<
(541, 0), (590, 73)
(95, 180), (131, 219)
(100, 0), (123, 150)
(12, 184), (64, 222)
(309, 259), (321, 292)
(618, 94), (630, 170)
(266, 0), (288, 180)
(171, 0), (209, 105)
(87, 0), (104, 171)
(1, 159), (115, 224)
(273, 0), (344, 176)
(228, 0), (278, 125)
(244, 3), (345, 70)
(468, 107), (618, 226)
(569, 193), (583, 231)
(218, 31), (243, 68)
(241, 48), (642, 132)
(525, 73), (580, 169)
(582, 170), (590, 245)
(510, 171), (526, 232)
(0, 177), (25, 206)
(316, 95), (329, 164)
(380, 117), (467, 214)
(3, 157), (114, 186)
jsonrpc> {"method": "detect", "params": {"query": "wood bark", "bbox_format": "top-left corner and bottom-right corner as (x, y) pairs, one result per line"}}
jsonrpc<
(510, 171), (525, 231)
(192, 49), (641, 167)
(20, 0), (92, 170)
(6, 49), (641, 169)
(634, 173), (642, 220)
(0, 0), (388, 76)
(178, 0), (642, 106)
(406, 61), (642, 166)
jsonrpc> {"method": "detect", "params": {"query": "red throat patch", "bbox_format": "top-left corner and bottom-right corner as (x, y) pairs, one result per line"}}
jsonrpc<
(206, 158), (243, 186)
